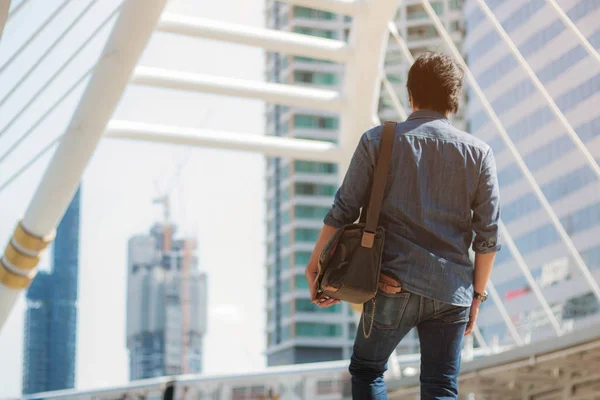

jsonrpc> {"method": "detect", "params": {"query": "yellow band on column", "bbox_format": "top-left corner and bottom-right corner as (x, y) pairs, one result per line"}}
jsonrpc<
(4, 242), (40, 271)
(13, 222), (55, 253)
(0, 260), (35, 289)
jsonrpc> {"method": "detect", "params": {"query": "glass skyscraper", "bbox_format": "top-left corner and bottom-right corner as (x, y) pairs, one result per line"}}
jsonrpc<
(22, 188), (80, 394)
(464, 0), (600, 345)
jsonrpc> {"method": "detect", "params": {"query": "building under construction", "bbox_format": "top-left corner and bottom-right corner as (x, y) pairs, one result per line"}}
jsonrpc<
(126, 220), (207, 380)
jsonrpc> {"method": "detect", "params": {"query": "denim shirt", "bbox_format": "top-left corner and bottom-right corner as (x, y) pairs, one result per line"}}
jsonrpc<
(323, 110), (501, 306)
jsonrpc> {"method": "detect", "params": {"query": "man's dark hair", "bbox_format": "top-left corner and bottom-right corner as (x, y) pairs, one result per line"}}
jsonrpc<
(406, 52), (464, 114)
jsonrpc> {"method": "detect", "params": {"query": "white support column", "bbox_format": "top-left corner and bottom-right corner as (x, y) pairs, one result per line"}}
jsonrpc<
(339, 0), (398, 173)
(132, 67), (345, 112)
(157, 14), (351, 63)
(344, 0), (398, 315)
(105, 120), (342, 163)
(0, 0), (168, 331)
(421, 0), (600, 305)
(0, 0), (10, 42)
(546, 0), (600, 69)
(475, 0), (600, 180)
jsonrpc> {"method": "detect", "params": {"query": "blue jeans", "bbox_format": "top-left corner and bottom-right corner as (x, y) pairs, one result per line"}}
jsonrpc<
(350, 290), (469, 399)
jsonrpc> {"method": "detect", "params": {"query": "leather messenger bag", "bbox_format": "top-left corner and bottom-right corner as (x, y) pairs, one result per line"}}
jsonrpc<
(316, 121), (398, 337)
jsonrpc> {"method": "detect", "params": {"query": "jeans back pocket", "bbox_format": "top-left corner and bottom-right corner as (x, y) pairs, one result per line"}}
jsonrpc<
(365, 292), (411, 330)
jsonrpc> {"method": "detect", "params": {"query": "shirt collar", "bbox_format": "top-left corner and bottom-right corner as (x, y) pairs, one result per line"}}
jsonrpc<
(407, 109), (450, 122)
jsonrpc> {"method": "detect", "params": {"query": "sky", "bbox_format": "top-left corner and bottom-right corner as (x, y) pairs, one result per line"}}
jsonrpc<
(0, 0), (267, 396)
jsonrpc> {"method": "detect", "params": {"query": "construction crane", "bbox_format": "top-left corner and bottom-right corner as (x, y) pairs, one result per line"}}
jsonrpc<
(152, 110), (210, 375)
(152, 194), (172, 252)
(152, 153), (192, 375)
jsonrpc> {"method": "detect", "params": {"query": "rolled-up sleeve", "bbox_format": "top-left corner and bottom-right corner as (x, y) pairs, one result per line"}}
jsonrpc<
(323, 130), (375, 228)
(472, 147), (502, 254)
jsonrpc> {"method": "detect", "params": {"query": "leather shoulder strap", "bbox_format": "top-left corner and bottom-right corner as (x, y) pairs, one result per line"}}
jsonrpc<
(361, 121), (396, 248)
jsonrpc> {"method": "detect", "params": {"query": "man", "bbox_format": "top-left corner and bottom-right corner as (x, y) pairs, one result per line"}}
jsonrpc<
(305, 52), (501, 399)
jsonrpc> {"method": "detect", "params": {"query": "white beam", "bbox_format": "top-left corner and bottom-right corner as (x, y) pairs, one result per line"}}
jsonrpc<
(387, 21), (415, 64)
(381, 74), (408, 121)
(545, 0), (600, 68)
(157, 13), (352, 63)
(279, 0), (365, 16)
(0, 1), (10, 42)
(105, 120), (341, 163)
(0, 0), (168, 332)
(466, 0), (600, 302)
(132, 66), (345, 111)
(499, 222), (563, 336)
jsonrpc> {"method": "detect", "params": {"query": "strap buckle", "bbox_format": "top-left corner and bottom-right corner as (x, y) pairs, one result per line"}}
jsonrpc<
(361, 231), (375, 248)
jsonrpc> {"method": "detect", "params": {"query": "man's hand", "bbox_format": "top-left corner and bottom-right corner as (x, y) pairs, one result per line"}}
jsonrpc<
(464, 299), (481, 336)
(305, 263), (340, 308)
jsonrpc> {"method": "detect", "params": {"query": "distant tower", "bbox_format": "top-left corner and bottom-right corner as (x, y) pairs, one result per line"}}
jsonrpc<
(126, 221), (207, 380)
(23, 188), (81, 394)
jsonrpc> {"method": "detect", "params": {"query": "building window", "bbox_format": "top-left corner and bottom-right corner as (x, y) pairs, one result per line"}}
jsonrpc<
(431, 1), (444, 14)
(294, 115), (339, 129)
(406, 5), (426, 20)
(295, 182), (337, 196)
(293, 6), (336, 20)
(295, 228), (320, 243)
(294, 71), (338, 85)
(407, 26), (437, 41)
(295, 205), (330, 219)
(294, 274), (309, 289)
(281, 278), (290, 292)
(282, 325), (291, 341)
(348, 322), (357, 339)
(282, 232), (291, 247)
(281, 256), (291, 271)
(282, 211), (290, 225)
(293, 27), (337, 39)
(294, 252), (312, 266)
(295, 299), (341, 314)
(294, 161), (338, 174)
(296, 322), (343, 337)
(282, 301), (291, 317)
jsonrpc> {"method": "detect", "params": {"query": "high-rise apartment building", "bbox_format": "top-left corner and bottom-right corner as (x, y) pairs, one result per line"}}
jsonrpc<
(126, 222), (207, 380)
(264, 1), (466, 365)
(23, 188), (81, 394)
(463, 0), (600, 345)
